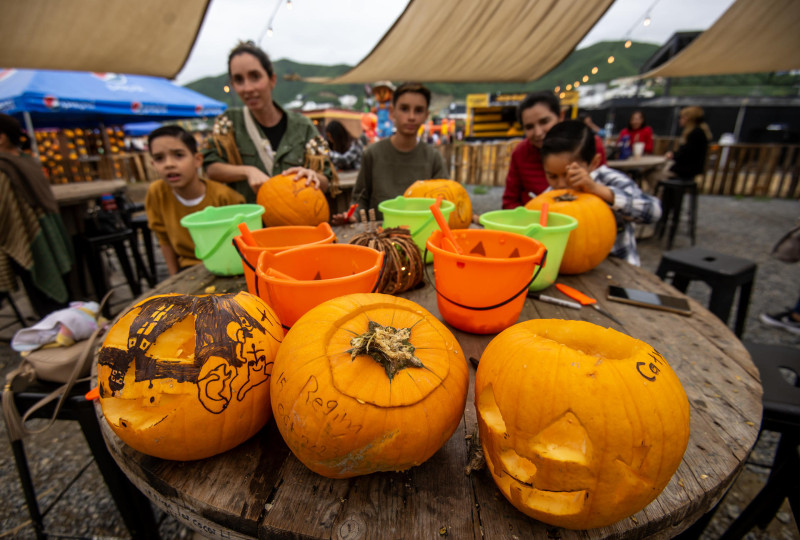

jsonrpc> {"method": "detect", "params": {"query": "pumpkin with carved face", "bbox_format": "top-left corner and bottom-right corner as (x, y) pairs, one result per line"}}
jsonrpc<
(97, 292), (283, 461)
(475, 319), (690, 530)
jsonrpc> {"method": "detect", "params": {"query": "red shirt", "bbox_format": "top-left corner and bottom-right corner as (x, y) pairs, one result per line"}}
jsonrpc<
(502, 140), (549, 209)
(618, 126), (653, 154)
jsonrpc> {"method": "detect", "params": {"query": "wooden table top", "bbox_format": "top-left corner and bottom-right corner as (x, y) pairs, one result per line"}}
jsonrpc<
(94, 224), (762, 539)
(51, 179), (127, 205)
(607, 156), (668, 171)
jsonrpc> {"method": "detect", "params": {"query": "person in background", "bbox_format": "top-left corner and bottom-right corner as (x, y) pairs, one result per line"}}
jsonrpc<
(619, 110), (654, 155)
(203, 41), (330, 203)
(665, 106), (711, 180)
(324, 120), (363, 171)
(580, 113), (606, 138)
(541, 120), (661, 267)
(503, 93), (607, 209)
(0, 114), (73, 317)
(333, 82), (448, 224)
(761, 294), (800, 335)
(146, 126), (244, 275)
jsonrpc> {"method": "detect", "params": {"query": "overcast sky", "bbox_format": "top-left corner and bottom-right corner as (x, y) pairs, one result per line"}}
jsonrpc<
(174, 0), (737, 85)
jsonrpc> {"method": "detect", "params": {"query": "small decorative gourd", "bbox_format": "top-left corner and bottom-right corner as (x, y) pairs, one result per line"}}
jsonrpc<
(526, 189), (615, 274)
(97, 292), (283, 461)
(271, 293), (469, 478)
(475, 319), (690, 530)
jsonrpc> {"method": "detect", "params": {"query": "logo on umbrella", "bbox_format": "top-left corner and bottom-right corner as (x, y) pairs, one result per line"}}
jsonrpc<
(131, 101), (142, 113)
(195, 104), (203, 114)
(43, 95), (60, 109)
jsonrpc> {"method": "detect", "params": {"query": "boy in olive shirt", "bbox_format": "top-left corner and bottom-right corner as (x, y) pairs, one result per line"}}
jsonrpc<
(333, 83), (448, 223)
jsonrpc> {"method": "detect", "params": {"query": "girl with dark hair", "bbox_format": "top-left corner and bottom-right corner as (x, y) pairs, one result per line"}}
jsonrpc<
(666, 106), (711, 180)
(324, 120), (363, 171)
(618, 110), (654, 155)
(203, 41), (331, 203)
(541, 120), (661, 266)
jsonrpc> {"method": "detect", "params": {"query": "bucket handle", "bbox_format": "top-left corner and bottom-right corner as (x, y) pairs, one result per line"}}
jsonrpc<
(422, 248), (548, 311)
(195, 214), (247, 261)
(232, 239), (262, 298)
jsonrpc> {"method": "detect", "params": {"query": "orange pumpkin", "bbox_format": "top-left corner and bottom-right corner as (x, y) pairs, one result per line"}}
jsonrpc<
(475, 320), (690, 530)
(97, 292), (283, 461)
(403, 178), (473, 229)
(270, 292), (469, 478)
(257, 173), (330, 227)
(525, 189), (615, 274)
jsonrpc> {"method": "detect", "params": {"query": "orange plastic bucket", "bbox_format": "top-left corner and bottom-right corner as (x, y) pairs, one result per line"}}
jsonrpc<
(233, 223), (336, 294)
(255, 244), (384, 328)
(426, 229), (547, 334)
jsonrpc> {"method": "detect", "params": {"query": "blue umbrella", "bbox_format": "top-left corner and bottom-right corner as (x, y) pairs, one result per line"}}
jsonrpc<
(122, 121), (164, 136)
(0, 68), (226, 129)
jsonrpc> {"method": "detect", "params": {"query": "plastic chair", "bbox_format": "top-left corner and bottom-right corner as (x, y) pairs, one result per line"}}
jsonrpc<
(656, 247), (756, 337)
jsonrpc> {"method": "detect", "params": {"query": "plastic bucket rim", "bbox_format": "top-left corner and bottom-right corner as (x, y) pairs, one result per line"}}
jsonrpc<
(255, 244), (384, 287)
(378, 196), (456, 216)
(180, 204), (265, 228)
(426, 229), (546, 265)
(479, 208), (578, 233)
(233, 223), (336, 255)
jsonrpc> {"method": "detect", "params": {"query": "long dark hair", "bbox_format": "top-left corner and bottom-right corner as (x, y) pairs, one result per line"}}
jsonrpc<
(517, 91), (560, 124)
(324, 120), (354, 153)
(628, 110), (647, 131)
(541, 120), (596, 164)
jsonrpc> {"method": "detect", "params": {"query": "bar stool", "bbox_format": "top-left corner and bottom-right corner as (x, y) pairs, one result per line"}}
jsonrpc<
(656, 247), (756, 337)
(78, 228), (152, 302)
(129, 214), (157, 287)
(654, 177), (699, 250)
(717, 342), (800, 539)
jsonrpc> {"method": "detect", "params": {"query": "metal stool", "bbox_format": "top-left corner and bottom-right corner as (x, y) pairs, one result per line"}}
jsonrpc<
(5, 378), (161, 539)
(719, 342), (800, 539)
(656, 247), (756, 337)
(654, 178), (698, 250)
(129, 214), (157, 287)
(78, 229), (152, 303)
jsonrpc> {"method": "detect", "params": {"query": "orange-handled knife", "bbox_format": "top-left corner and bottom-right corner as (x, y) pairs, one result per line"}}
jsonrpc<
(556, 283), (624, 326)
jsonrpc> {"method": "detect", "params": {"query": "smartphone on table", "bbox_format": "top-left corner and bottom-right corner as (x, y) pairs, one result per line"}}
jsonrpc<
(606, 285), (692, 316)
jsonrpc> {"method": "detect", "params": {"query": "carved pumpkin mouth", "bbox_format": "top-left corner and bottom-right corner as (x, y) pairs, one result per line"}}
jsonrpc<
(478, 384), (594, 518)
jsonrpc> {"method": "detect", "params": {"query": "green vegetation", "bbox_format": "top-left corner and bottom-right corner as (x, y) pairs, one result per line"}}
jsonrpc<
(185, 40), (800, 109)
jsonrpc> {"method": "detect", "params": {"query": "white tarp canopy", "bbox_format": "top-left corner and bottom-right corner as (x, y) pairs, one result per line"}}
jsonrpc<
(309, 0), (616, 84)
(641, 0), (800, 79)
(0, 0), (210, 79)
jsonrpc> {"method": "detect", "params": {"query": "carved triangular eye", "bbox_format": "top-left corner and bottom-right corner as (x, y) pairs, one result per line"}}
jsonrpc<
(469, 241), (486, 256)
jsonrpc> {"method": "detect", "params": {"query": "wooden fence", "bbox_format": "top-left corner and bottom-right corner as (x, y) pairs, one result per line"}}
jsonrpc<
(436, 139), (800, 199)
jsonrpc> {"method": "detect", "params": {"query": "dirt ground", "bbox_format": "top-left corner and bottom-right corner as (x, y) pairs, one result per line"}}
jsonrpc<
(0, 187), (798, 539)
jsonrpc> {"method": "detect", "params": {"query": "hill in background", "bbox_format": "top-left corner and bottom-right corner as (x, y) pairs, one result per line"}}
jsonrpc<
(185, 40), (800, 114)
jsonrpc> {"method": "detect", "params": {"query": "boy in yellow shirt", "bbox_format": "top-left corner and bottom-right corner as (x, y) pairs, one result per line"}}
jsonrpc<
(145, 126), (244, 275)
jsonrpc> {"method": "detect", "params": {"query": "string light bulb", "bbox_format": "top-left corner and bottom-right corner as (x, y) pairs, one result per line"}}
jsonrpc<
(287, 0), (293, 9)
(625, 40), (632, 48)
(223, 85), (230, 93)
(554, 86), (560, 93)
(267, 27), (274, 37)
(559, 92), (566, 99)
(574, 81), (580, 88)
(643, 16), (651, 26)
(592, 66), (598, 74)
(566, 84), (572, 91)
(608, 56), (615, 64)
(582, 75), (589, 83)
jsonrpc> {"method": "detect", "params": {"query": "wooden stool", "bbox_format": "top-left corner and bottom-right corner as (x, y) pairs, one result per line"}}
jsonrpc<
(719, 342), (800, 539)
(656, 247), (756, 337)
(654, 178), (698, 250)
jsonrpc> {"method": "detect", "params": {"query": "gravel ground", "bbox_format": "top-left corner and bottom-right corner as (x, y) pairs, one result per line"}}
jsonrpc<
(0, 187), (798, 539)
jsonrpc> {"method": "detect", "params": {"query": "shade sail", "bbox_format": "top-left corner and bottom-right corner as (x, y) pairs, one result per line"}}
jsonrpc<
(641, 0), (800, 78)
(0, 0), (209, 79)
(311, 0), (615, 84)
(0, 69), (226, 128)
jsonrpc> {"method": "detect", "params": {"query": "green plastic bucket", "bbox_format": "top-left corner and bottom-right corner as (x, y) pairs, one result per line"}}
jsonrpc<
(479, 207), (578, 291)
(378, 196), (455, 263)
(180, 204), (265, 276)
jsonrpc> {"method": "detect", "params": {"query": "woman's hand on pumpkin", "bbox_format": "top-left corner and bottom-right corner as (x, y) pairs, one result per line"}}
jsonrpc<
(245, 166), (271, 194)
(284, 166), (329, 192)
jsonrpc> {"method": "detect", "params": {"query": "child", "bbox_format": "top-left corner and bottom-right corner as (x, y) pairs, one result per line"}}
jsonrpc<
(145, 125), (245, 275)
(541, 120), (662, 266)
(333, 82), (448, 223)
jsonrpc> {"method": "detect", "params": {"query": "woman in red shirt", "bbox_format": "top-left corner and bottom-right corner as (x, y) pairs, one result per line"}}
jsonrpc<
(619, 110), (653, 154)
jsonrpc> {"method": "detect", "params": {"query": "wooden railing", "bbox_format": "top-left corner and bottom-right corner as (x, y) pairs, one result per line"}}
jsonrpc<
(436, 139), (800, 199)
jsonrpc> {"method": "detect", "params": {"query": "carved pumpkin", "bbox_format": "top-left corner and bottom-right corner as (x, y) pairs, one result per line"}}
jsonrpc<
(403, 178), (473, 229)
(271, 292), (469, 478)
(475, 320), (690, 530)
(525, 189), (615, 274)
(97, 292), (283, 461)
(257, 173), (330, 227)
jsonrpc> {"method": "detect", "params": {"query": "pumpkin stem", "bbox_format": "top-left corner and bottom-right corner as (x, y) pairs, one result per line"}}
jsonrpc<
(348, 320), (423, 380)
(554, 192), (578, 202)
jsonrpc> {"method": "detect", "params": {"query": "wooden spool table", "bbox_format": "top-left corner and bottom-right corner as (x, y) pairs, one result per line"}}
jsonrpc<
(93, 224), (762, 539)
